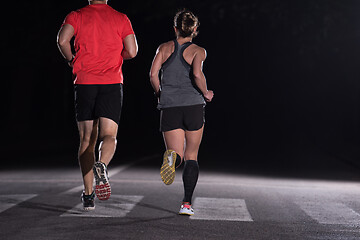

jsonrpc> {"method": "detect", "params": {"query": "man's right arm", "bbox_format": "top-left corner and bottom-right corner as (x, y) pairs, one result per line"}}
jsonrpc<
(57, 24), (75, 65)
(122, 34), (138, 60)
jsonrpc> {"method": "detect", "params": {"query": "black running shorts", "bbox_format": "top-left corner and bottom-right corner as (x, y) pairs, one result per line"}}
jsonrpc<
(74, 84), (123, 124)
(160, 104), (205, 132)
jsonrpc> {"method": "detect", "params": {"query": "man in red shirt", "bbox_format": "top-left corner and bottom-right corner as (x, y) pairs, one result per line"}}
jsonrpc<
(57, 0), (138, 210)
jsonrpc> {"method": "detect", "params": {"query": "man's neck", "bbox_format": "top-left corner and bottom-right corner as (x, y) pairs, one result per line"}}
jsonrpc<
(89, 1), (107, 5)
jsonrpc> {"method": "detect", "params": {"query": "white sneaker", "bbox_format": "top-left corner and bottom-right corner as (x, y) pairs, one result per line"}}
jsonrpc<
(179, 202), (194, 216)
(93, 162), (111, 201)
(160, 150), (177, 185)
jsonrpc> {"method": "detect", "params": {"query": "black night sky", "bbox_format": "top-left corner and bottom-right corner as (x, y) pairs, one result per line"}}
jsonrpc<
(3, 0), (360, 177)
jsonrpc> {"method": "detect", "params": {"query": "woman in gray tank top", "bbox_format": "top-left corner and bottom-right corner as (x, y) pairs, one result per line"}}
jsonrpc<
(150, 9), (214, 216)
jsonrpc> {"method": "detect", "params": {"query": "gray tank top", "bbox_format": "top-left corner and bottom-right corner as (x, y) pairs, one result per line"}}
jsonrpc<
(157, 40), (205, 109)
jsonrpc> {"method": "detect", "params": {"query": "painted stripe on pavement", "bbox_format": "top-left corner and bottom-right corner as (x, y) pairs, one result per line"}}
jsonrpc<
(61, 195), (143, 218)
(190, 197), (253, 221)
(296, 201), (360, 226)
(0, 194), (37, 213)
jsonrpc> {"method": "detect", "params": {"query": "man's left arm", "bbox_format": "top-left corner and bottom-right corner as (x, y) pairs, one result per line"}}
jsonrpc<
(122, 34), (138, 60)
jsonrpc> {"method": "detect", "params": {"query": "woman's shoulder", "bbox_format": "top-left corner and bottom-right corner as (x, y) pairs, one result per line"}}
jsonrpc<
(158, 40), (175, 51)
(190, 43), (207, 59)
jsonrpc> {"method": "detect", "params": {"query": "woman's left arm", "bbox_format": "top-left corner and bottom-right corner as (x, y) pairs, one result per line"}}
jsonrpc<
(192, 48), (214, 102)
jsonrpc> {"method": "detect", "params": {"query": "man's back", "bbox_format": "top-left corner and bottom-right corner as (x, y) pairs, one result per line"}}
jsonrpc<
(63, 4), (134, 84)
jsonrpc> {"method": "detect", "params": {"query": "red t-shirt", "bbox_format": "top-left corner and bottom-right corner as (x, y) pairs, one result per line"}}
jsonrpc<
(62, 4), (134, 84)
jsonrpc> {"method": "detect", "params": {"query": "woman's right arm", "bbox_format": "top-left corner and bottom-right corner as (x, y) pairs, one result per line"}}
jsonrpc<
(149, 45), (164, 97)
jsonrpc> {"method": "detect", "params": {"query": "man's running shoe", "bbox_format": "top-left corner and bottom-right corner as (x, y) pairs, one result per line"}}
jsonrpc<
(81, 191), (95, 211)
(93, 161), (111, 200)
(160, 150), (177, 185)
(179, 202), (194, 216)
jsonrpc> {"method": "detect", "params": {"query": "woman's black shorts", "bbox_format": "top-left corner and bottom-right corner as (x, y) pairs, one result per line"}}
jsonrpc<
(74, 84), (123, 124)
(160, 104), (205, 132)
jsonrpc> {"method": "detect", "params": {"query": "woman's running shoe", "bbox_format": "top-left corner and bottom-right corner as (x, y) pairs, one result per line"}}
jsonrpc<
(93, 161), (111, 200)
(81, 191), (95, 211)
(160, 150), (177, 185)
(179, 202), (194, 216)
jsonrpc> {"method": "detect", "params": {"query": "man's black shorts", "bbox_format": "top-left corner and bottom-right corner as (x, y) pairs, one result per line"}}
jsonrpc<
(160, 104), (205, 132)
(74, 84), (123, 124)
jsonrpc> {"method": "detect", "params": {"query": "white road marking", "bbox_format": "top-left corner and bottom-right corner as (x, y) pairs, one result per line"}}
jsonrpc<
(62, 185), (84, 195)
(0, 194), (37, 213)
(296, 201), (360, 226)
(190, 197), (253, 221)
(61, 195), (143, 218)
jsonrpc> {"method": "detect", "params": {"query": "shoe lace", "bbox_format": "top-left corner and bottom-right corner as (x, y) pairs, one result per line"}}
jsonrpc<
(83, 191), (95, 200)
(182, 202), (191, 209)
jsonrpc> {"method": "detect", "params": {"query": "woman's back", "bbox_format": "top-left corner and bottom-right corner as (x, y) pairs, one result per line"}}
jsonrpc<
(159, 39), (200, 66)
(158, 40), (205, 109)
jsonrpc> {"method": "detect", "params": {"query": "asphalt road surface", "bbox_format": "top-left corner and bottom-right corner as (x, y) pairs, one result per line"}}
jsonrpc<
(1, 155), (360, 240)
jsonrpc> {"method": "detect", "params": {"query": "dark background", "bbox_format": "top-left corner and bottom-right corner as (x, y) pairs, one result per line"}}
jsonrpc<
(3, 0), (360, 178)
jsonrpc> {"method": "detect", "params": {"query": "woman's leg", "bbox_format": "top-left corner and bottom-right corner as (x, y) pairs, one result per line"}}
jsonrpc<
(162, 129), (185, 159)
(160, 129), (185, 185)
(184, 126), (204, 161)
(182, 126), (204, 204)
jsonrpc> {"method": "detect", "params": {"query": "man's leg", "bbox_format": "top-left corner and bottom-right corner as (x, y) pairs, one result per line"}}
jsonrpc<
(77, 120), (98, 195)
(98, 117), (119, 165)
(92, 117), (118, 200)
